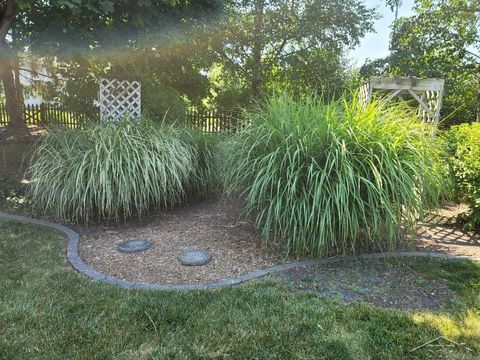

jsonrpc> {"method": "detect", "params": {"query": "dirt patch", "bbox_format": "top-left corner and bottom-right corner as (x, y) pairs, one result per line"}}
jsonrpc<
(78, 197), (289, 285)
(413, 203), (480, 260)
(275, 258), (457, 311)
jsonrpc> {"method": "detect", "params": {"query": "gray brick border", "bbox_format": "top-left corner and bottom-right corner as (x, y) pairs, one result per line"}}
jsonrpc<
(1, 211), (479, 291)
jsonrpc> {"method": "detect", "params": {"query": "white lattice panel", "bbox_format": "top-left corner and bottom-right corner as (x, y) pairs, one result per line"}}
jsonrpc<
(99, 78), (141, 121)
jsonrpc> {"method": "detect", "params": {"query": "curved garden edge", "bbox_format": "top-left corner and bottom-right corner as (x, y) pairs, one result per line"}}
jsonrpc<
(1, 210), (479, 292)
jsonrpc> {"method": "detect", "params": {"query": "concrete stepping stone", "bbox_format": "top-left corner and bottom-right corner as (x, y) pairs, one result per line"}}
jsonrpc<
(117, 239), (151, 253)
(179, 250), (212, 266)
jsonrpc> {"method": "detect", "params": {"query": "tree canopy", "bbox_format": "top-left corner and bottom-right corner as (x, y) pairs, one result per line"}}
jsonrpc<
(210, 0), (376, 106)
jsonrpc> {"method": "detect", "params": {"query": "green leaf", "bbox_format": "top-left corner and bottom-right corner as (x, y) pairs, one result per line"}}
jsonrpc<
(99, 0), (115, 13)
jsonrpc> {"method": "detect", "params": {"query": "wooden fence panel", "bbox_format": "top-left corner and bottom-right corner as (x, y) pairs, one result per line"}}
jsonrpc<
(0, 103), (98, 129)
(186, 109), (246, 133)
(0, 104), (245, 133)
(0, 104), (9, 126)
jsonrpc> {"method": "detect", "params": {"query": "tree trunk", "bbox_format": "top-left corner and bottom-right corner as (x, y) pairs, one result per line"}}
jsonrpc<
(1, 53), (29, 138)
(0, 0), (29, 138)
(251, 0), (264, 98)
(477, 66), (480, 122)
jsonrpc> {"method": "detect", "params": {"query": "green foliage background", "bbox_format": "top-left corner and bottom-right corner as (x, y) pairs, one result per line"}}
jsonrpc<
(446, 122), (480, 229)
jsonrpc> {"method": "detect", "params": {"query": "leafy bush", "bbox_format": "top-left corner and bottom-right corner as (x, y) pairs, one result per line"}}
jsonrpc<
(142, 82), (187, 123)
(445, 122), (480, 230)
(28, 118), (215, 223)
(223, 93), (448, 257)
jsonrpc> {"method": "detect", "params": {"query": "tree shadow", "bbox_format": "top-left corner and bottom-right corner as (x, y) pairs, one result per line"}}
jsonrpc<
(416, 210), (480, 256)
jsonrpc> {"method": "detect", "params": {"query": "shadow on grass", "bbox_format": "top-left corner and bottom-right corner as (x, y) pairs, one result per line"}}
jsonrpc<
(0, 177), (30, 215)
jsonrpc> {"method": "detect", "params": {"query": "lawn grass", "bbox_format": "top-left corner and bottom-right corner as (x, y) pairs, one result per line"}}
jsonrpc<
(1, 220), (479, 359)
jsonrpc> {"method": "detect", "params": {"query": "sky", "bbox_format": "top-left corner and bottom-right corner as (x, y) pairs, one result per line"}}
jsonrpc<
(350, 0), (415, 66)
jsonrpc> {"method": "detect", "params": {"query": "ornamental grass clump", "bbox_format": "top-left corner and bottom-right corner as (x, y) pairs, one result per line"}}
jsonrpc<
(223, 93), (448, 257)
(176, 127), (219, 196)
(28, 118), (213, 223)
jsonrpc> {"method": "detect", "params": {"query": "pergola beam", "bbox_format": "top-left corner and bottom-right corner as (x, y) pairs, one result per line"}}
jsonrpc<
(368, 76), (444, 92)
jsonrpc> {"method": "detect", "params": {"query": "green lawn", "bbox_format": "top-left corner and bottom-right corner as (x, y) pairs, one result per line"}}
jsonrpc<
(1, 220), (479, 359)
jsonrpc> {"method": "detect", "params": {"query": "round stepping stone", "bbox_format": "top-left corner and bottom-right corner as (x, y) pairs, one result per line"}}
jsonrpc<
(117, 239), (151, 253)
(178, 250), (212, 266)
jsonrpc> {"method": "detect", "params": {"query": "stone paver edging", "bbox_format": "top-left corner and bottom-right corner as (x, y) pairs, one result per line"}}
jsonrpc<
(1, 211), (479, 291)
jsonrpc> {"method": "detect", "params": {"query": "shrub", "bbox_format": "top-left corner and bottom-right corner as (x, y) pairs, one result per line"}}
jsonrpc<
(28, 118), (215, 223)
(223, 93), (448, 257)
(445, 122), (480, 230)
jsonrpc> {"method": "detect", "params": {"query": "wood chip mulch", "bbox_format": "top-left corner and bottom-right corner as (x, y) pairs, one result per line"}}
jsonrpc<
(78, 197), (290, 285)
(78, 200), (479, 286)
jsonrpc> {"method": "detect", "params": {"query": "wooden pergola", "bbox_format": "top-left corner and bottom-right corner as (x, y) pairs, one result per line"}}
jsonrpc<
(359, 76), (445, 123)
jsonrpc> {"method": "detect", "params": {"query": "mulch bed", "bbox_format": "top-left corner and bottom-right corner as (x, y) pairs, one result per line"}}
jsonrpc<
(78, 197), (289, 285)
